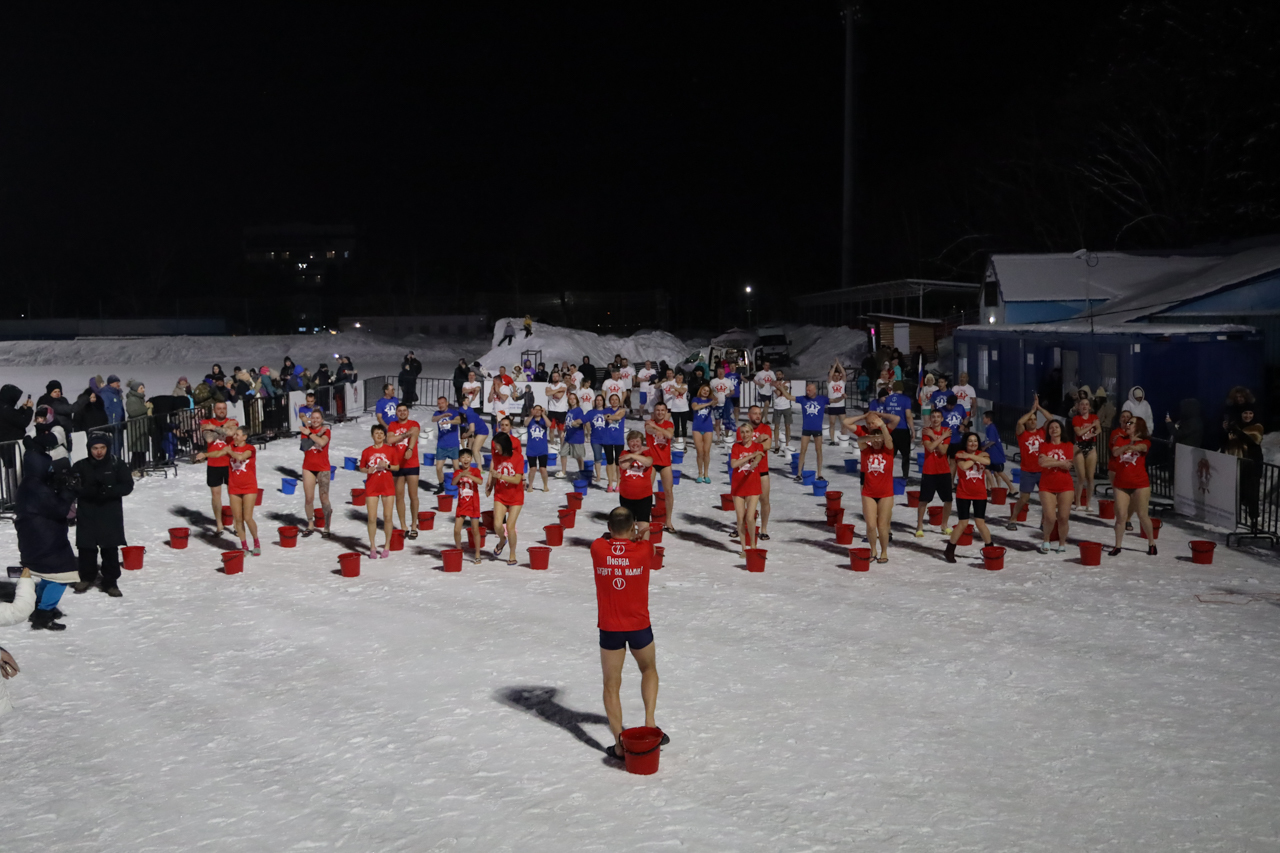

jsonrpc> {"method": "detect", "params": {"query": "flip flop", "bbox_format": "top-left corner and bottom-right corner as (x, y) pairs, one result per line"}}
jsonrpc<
(604, 744), (623, 760)
(758, 533), (770, 541)
(408, 529), (419, 540)
(495, 539), (506, 556)
(876, 556), (889, 563)
(508, 557), (518, 566)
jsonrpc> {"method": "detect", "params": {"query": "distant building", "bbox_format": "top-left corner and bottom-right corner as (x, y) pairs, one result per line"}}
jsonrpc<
(244, 223), (356, 330)
(793, 279), (980, 333)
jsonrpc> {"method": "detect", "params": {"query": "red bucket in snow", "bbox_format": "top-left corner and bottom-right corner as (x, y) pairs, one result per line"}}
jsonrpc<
(1079, 541), (1102, 566)
(338, 552), (360, 577)
(745, 548), (767, 572)
(221, 505), (234, 526)
(1098, 498), (1115, 519)
(278, 525), (299, 548)
(544, 524), (564, 546)
(927, 505), (945, 526)
(720, 493), (735, 511)
(825, 490), (843, 508)
(982, 545), (1006, 571)
(957, 524), (974, 546)
(1189, 540), (1215, 564)
(651, 545), (664, 571)
(168, 527), (189, 549)
(620, 726), (664, 775)
(905, 490), (920, 507)
(1049, 521), (1060, 542)
(482, 510), (496, 532)
(558, 508), (576, 529)
(835, 522), (856, 545)
(256, 488), (264, 505)
(991, 487), (1008, 505)
(441, 548), (464, 572)
(529, 545), (551, 570)
(649, 522), (663, 544)
(121, 545), (145, 571)
(848, 547), (871, 572)
(437, 494), (453, 512)
(314, 507), (326, 526)
(418, 511), (435, 530)
(826, 507), (844, 528)
(390, 528), (405, 551)
(1140, 518), (1162, 540)
(1016, 504), (1028, 522)
(566, 492), (583, 510)
(351, 487), (365, 503)
(221, 550), (244, 574)
(467, 527), (487, 549)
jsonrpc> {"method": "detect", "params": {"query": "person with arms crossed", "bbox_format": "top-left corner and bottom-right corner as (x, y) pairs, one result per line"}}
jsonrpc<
(1037, 419), (1075, 553)
(914, 409), (952, 537)
(729, 423), (764, 555)
(826, 361), (847, 445)
(525, 406), (551, 492)
(209, 427), (261, 555)
(945, 432), (994, 562)
(795, 384), (829, 483)
(387, 403), (422, 538)
(645, 402), (677, 531)
(545, 370), (569, 447)
(952, 372), (976, 412)
(603, 393), (628, 493)
(452, 448), (485, 564)
(1007, 396), (1050, 531)
(374, 384), (399, 429)
(770, 370), (794, 453)
(1109, 416), (1157, 555)
(882, 381), (915, 478)
(195, 400), (238, 535)
(559, 392), (588, 480)
(709, 366), (733, 446)
(746, 405), (774, 541)
(487, 432), (525, 566)
(299, 410), (333, 537)
(857, 413), (897, 563)
(617, 430), (655, 539)
(71, 432), (134, 597)
(753, 361), (775, 420)
(359, 425), (399, 559)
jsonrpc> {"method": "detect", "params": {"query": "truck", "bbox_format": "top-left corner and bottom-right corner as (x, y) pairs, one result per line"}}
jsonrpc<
(752, 326), (792, 367)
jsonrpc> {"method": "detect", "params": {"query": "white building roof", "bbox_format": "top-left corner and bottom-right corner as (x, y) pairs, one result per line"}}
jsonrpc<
(988, 253), (1225, 303)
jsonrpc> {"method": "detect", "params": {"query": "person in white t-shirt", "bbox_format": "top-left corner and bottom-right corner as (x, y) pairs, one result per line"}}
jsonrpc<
(827, 361), (848, 445)
(660, 368), (690, 445)
(771, 369), (795, 451)
(462, 372), (483, 412)
(636, 361), (657, 413)
(953, 372), (977, 412)
(545, 370), (569, 446)
(618, 358), (636, 410)
(571, 367), (585, 391)
(601, 366), (626, 411)
(489, 377), (512, 429)
(754, 361), (776, 420)
(709, 365), (733, 444)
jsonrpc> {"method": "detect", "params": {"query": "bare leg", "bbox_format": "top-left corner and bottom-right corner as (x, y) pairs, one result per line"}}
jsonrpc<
(231, 494), (245, 543)
(600, 646), (627, 747)
(407, 474), (420, 529)
(395, 476), (408, 532)
(211, 485), (223, 532)
(798, 435), (811, 476)
(504, 504), (522, 563)
(365, 495), (379, 553)
(1056, 495), (1071, 547)
(1112, 489), (1130, 548)
(1133, 488), (1154, 542)
(382, 496), (395, 550)
(760, 474), (771, 535)
(631, 641), (659, 728)
(242, 495), (258, 542)
(660, 467), (675, 530)
(876, 496), (893, 557)
(453, 517), (464, 550)
(303, 470), (317, 530)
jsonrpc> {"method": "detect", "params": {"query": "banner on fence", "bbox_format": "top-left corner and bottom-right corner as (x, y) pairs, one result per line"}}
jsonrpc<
(1175, 444), (1238, 529)
(227, 400), (246, 429)
(287, 391), (308, 433)
(342, 383), (360, 417)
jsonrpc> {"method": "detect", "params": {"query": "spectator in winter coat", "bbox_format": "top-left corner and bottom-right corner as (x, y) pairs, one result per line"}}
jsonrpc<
(16, 445), (79, 631)
(73, 381), (108, 432)
(100, 375), (126, 424)
(206, 364), (228, 384)
(499, 321), (516, 346)
(36, 381), (74, 433)
(172, 377), (194, 399)
(314, 364), (332, 409)
(71, 432), (134, 598)
(1165, 398), (1204, 449)
(453, 358), (471, 406)
(336, 356), (357, 386)
(258, 367), (278, 398)
(0, 565), (35, 714)
(27, 406), (70, 469)
(1224, 386), (1256, 426)
(125, 381), (152, 470)
(399, 352), (421, 408)
(0, 383), (34, 443)
(281, 357), (297, 382)
(1122, 386), (1154, 434)
(233, 368), (256, 398)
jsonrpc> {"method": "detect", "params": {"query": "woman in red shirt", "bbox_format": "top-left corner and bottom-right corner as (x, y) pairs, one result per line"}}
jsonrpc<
(487, 431), (525, 566)
(217, 427), (261, 555)
(729, 423), (764, 556)
(359, 424), (400, 559)
(618, 430), (655, 540)
(856, 413), (896, 563)
(300, 410), (332, 537)
(1109, 416), (1157, 555)
(1071, 397), (1102, 512)
(1108, 410), (1135, 530)
(946, 432), (994, 562)
(1036, 419), (1076, 553)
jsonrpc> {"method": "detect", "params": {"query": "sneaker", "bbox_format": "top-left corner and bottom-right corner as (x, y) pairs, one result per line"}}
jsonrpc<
(252, 546), (262, 556)
(369, 550), (379, 560)
(104, 586), (123, 598)
(554, 471), (565, 479)
(914, 529), (925, 538)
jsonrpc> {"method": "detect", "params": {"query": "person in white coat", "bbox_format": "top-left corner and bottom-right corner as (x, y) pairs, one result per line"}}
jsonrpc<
(0, 567), (36, 715)
(1122, 386), (1155, 434)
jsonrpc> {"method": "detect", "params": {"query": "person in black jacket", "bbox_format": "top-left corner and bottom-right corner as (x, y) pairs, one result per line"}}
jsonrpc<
(399, 351), (422, 408)
(334, 356), (357, 418)
(36, 381), (74, 434)
(16, 444), (79, 630)
(71, 433), (134, 597)
(452, 358), (470, 406)
(0, 383), (33, 444)
(579, 356), (597, 390)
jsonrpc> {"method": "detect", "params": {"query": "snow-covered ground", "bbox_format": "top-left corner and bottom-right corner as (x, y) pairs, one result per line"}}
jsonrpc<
(1, 409), (1277, 852)
(478, 319), (696, 376)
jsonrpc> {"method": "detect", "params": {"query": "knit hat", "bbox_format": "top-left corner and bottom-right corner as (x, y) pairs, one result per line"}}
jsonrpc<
(260, 366), (270, 375)
(128, 379), (143, 392)
(46, 380), (62, 394)
(107, 374), (121, 385)
(178, 376), (189, 385)
(87, 432), (111, 450)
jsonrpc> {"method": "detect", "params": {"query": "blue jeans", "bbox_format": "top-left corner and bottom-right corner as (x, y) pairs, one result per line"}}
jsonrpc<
(35, 579), (66, 612)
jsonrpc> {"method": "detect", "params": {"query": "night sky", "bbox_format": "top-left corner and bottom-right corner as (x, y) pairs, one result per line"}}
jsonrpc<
(2, 2), (1270, 323)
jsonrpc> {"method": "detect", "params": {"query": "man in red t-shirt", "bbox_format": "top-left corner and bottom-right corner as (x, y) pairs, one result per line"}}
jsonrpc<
(387, 402), (422, 538)
(915, 409), (953, 536)
(747, 405), (773, 540)
(644, 403), (677, 532)
(195, 400), (239, 534)
(592, 506), (665, 760)
(1008, 395), (1051, 530)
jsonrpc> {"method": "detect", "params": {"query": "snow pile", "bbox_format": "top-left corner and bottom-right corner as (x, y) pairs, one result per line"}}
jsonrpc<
(1261, 430), (1280, 467)
(787, 324), (869, 376)
(480, 319), (694, 374)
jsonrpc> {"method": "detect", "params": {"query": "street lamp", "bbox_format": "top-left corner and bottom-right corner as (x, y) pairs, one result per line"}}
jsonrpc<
(744, 285), (754, 326)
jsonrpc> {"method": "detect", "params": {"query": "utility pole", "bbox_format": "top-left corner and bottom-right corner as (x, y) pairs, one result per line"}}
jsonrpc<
(839, 2), (862, 292)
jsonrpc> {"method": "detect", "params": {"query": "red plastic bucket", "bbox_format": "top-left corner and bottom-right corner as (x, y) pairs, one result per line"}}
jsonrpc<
(826, 507), (844, 528)
(1079, 541), (1102, 566)
(825, 490), (843, 508)
(529, 545), (551, 570)
(720, 493), (735, 511)
(981, 545), (1005, 570)
(314, 507), (326, 526)
(278, 525), (299, 548)
(467, 527), (487, 549)
(338, 552), (360, 577)
(121, 545), (145, 571)
(1189, 540), (1215, 564)
(1016, 504), (1028, 522)
(649, 522), (664, 544)
(544, 524), (564, 546)
(927, 505), (945, 526)
(1139, 518), (1162, 540)
(256, 488), (264, 505)
(437, 494), (454, 512)
(651, 545), (664, 571)
(558, 508), (576, 529)
(620, 726), (664, 775)
(418, 511), (435, 530)
(745, 548), (767, 572)
(848, 547), (871, 571)
(835, 523), (855, 545)
(1049, 521), (1060, 542)
(442, 548), (464, 572)
(168, 527), (189, 549)
(221, 505), (234, 526)
(991, 487), (1008, 505)
(652, 502), (666, 521)
(390, 528), (405, 551)
(221, 550), (244, 574)
(482, 510), (496, 532)
(351, 487), (365, 503)
(905, 490), (920, 507)
(957, 524), (974, 546)
(566, 492), (583, 510)
(1098, 498), (1115, 519)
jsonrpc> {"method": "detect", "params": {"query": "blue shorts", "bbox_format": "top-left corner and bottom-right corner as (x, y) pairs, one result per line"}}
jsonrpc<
(599, 625), (654, 651)
(1019, 470), (1041, 492)
(436, 445), (459, 460)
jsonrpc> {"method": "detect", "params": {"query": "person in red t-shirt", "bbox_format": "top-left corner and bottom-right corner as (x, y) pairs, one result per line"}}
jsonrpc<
(1071, 397), (1102, 511)
(1107, 410), (1135, 530)
(206, 427), (261, 555)
(486, 432), (524, 566)
(1036, 419), (1075, 553)
(592, 506), (664, 760)
(359, 424), (400, 559)
(915, 409), (953, 537)
(856, 413), (896, 562)
(747, 405), (774, 541)
(644, 403), (677, 532)
(300, 410), (333, 537)
(730, 423), (764, 555)
(618, 430), (655, 539)
(194, 400), (238, 534)
(1008, 395), (1051, 530)
(946, 432), (994, 562)
(452, 447), (485, 564)
(1109, 415), (1156, 555)
(387, 402), (422, 539)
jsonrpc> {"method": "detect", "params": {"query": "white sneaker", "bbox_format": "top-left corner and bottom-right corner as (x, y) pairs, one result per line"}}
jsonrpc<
(554, 471), (566, 479)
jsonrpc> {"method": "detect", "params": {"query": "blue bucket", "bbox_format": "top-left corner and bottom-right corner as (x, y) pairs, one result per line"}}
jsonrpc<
(801, 470), (816, 486)
(574, 480), (590, 495)
(548, 452), (557, 465)
(445, 483), (458, 496)
(423, 453), (436, 466)
(791, 453), (800, 464)
(330, 465), (337, 477)
(523, 461), (529, 473)
(916, 451), (925, 470)
(483, 454), (492, 468)
(584, 459), (595, 471)
(671, 450), (685, 464)
(344, 457), (357, 471)
(893, 477), (906, 495)
(1010, 467), (1020, 480)
(813, 480), (828, 496)
(672, 469), (682, 485)
(281, 478), (297, 495)
(844, 457), (859, 474)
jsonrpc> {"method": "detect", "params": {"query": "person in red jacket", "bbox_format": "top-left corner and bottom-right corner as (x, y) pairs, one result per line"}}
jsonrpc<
(1109, 416), (1157, 555)
(359, 424), (400, 559)
(856, 413), (896, 563)
(592, 506), (666, 760)
(1037, 419), (1075, 553)
(945, 432), (994, 562)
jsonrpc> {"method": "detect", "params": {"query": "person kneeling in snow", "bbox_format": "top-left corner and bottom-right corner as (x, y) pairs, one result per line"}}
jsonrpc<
(72, 433), (135, 598)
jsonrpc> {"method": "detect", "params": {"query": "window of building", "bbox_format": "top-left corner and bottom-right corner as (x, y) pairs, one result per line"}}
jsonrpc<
(956, 342), (969, 378)
(977, 345), (989, 389)
(1098, 352), (1118, 394)
(326, 250), (336, 259)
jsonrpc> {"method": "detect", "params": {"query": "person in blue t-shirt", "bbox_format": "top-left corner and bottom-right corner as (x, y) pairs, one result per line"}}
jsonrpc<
(431, 395), (463, 494)
(375, 384), (399, 428)
(525, 406), (551, 492)
(588, 393), (610, 486)
(463, 402), (490, 462)
(796, 383), (830, 483)
(602, 393), (627, 492)
(560, 392), (588, 479)
(929, 376), (951, 412)
(882, 382), (916, 479)
(940, 394), (968, 473)
(980, 410), (1015, 494)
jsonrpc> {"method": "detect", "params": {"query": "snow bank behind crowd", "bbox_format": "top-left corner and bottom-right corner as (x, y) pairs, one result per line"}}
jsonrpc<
(786, 324), (870, 377)
(479, 319), (697, 375)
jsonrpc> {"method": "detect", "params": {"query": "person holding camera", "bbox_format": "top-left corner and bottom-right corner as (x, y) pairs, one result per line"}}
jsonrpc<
(71, 433), (135, 598)
(0, 566), (36, 713)
(16, 440), (80, 631)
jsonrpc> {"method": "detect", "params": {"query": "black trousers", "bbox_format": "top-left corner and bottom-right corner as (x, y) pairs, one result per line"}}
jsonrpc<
(79, 545), (121, 586)
(499, 334), (515, 346)
(673, 410), (690, 438)
(892, 429), (912, 479)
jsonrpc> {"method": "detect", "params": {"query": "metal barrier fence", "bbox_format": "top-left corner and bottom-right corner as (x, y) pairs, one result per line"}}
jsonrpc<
(1230, 457), (1280, 548)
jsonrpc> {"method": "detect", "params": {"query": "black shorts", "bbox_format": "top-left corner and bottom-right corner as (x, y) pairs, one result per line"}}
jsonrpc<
(620, 494), (652, 522)
(544, 411), (564, 425)
(1075, 441), (1096, 454)
(602, 445), (621, 464)
(528, 454), (548, 469)
(600, 625), (654, 651)
(395, 466), (420, 477)
(956, 498), (987, 520)
(207, 466), (230, 487)
(989, 463), (1004, 473)
(828, 406), (846, 416)
(802, 429), (822, 438)
(652, 463), (668, 472)
(920, 472), (953, 503)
